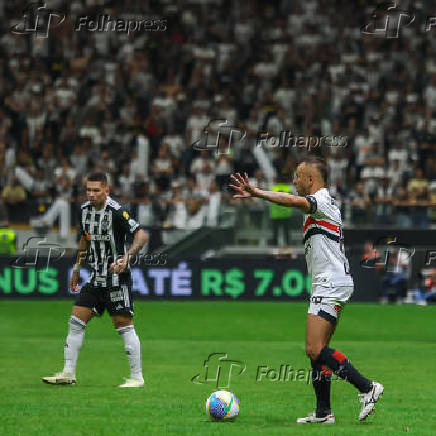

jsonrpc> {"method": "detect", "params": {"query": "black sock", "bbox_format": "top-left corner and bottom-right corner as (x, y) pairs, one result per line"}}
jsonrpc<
(318, 346), (373, 393)
(311, 359), (332, 418)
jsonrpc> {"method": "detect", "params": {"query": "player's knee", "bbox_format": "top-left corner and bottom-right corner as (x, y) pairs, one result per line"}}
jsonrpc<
(305, 344), (322, 361)
(72, 306), (93, 324)
(112, 316), (133, 329)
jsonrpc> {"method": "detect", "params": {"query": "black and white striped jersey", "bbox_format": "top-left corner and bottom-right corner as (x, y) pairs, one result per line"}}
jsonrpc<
(79, 195), (142, 288)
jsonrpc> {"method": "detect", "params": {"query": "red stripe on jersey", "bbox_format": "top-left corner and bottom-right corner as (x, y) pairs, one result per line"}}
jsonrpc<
(303, 216), (340, 233)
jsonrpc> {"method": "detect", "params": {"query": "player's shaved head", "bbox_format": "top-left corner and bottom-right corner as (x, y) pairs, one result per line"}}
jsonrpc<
(300, 156), (327, 184)
(293, 156), (327, 196)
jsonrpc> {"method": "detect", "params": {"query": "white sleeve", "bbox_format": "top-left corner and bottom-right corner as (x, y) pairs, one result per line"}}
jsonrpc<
(305, 190), (338, 221)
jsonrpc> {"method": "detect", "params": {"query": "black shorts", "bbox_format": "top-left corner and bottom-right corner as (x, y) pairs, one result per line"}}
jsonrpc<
(75, 282), (134, 317)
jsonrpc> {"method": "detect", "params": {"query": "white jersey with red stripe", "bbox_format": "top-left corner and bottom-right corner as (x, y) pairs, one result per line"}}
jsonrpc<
(303, 188), (354, 292)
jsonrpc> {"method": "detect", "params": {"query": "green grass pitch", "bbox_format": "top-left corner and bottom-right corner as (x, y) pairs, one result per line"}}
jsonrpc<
(1, 300), (435, 436)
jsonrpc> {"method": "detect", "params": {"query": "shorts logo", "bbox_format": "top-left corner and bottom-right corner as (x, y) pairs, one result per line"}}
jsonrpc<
(334, 305), (342, 313)
(310, 296), (323, 304)
(123, 211), (130, 220)
(110, 290), (124, 302)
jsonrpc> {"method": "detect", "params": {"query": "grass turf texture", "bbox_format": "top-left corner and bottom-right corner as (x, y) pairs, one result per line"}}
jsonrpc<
(0, 301), (435, 436)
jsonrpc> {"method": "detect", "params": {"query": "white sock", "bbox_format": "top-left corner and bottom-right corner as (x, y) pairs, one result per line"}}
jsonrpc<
(63, 316), (86, 375)
(117, 325), (142, 379)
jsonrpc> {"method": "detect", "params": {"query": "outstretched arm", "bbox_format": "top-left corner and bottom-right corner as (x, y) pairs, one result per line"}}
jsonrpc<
(229, 172), (311, 213)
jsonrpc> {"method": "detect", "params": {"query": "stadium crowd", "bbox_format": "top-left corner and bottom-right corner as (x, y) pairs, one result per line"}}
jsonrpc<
(1, 0), (436, 235)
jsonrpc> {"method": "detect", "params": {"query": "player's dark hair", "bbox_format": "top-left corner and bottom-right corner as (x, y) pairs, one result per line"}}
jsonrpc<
(87, 172), (107, 185)
(300, 155), (328, 184)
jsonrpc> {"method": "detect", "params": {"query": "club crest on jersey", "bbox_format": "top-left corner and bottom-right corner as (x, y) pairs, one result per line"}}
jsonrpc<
(101, 214), (110, 231)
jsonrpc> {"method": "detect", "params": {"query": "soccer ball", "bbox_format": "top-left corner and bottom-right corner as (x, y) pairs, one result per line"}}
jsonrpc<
(206, 390), (240, 421)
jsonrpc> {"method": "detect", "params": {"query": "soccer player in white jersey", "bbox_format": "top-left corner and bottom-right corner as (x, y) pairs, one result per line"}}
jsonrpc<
(229, 156), (384, 423)
(42, 172), (148, 388)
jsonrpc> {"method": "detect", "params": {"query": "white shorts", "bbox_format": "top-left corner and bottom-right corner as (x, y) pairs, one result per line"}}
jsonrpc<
(308, 286), (354, 325)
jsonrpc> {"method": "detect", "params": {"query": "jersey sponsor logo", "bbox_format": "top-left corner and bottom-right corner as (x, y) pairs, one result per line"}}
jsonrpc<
(88, 234), (111, 241)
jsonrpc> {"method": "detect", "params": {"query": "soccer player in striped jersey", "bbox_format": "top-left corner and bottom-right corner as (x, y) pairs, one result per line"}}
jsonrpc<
(42, 172), (148, 388)
(229, 156), (384, 423)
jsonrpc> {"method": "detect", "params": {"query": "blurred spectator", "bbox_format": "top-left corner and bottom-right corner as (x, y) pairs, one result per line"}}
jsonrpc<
(269, 177), (293, 246)
(134, 181), (154, 228)
(1, 176), (27, 223)
(205, 180), (221, 227)
(407, 168), (430, 227)
(214, 155), (233, 191)
(152, 144), (174, 192)
(117, 163), (135, 200)
(414, 269), (436, 306)
(393, 185), (412, 227)
(166, 181), (188, 229)
(31, 165), (74, 240)
(374, 177), (394, 225)
(380, 247), (411, 304)
(348, 182), (368, 225)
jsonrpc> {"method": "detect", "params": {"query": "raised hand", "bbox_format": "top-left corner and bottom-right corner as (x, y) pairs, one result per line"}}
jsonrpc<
(229, 172), (257, 199)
